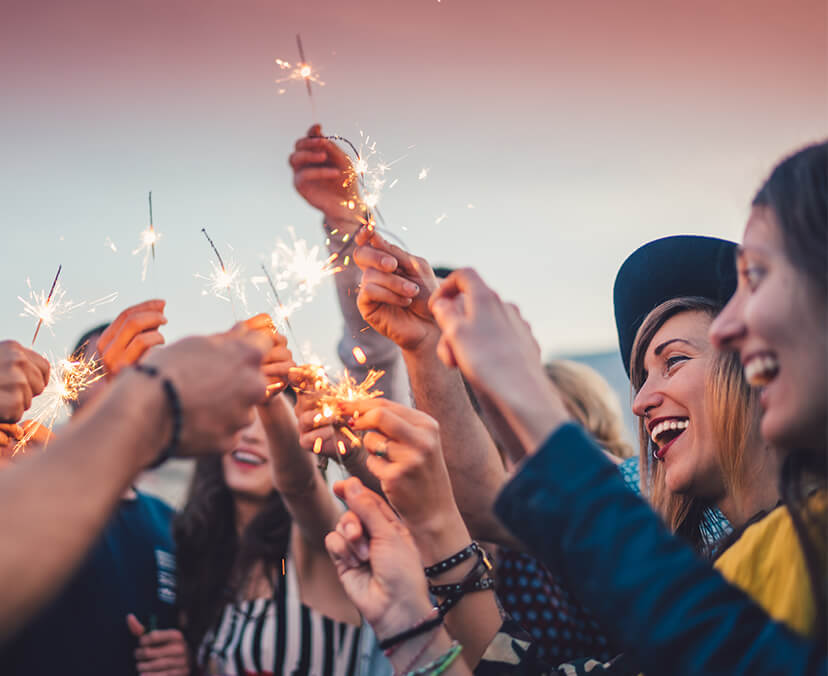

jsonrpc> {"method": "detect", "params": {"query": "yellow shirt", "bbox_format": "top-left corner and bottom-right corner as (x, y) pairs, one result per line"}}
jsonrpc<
(714, 491), (826, 638)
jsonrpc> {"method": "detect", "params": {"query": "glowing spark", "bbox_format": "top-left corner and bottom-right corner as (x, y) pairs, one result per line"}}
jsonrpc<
(467, 203), (475, 209)
(313, 437), (323, 454)
(14, 349), (105, 455)
(104, 237), (118, 253)
(275, 34), (324, 99)
(132, 192), (161, 281)
(352, 346), (367, 365)
(337, 440), (347, 456)
(435, 213), (447, 225)
(197, 228), (246, 311)
(418, 168), (430, 180)
(19, 267), (99, 345)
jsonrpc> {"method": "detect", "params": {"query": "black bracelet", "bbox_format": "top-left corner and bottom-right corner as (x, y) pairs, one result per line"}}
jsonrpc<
(424, 542), (484, 578)
(378, 611), (443, 652)
(435, 577), (496, 617)
(133, 364), (182, 469)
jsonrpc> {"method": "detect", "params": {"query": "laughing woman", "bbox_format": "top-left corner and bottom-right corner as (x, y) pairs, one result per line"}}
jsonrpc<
(174, 323), (387, 676)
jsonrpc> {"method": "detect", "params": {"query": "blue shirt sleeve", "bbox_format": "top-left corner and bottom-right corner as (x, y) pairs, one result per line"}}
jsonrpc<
(494, 423), (827, 676)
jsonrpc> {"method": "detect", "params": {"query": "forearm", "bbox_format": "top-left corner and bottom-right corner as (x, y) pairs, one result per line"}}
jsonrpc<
(403, 346), (517, 547)
(0, 371), (164, 640)
(495, 424), (827, 676)
(412, 512), (501, 669)
(261, 396), (342, 550)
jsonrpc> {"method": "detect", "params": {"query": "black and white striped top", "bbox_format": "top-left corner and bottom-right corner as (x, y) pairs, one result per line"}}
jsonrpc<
(199, 556), (363, 676)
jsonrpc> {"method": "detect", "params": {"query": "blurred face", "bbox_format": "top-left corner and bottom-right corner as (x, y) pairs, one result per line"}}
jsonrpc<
(221, 411), (274, 501)
(633, 311), (723, 498)
(710, 208), (828, 449)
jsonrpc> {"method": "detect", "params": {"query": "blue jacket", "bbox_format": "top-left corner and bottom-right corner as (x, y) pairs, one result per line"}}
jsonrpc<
(494, 423), (827, 676)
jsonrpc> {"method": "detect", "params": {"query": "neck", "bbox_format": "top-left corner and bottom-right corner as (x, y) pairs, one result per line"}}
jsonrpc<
(716, 443), (783, 527)
(233, 495), (264, 536)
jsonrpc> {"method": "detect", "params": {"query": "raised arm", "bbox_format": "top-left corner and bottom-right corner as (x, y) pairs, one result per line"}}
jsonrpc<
(351, 229), (517, 547)
(0, 327), (273, 641)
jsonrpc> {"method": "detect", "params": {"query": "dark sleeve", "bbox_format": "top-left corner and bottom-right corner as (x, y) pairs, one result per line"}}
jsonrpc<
(494, 423), (827, 676)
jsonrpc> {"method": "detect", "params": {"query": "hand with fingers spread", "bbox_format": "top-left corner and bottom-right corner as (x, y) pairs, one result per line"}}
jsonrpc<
(354, 228), (439, 353)
(290, 124), (363, 228)
(127, 614), (190, 676)
(142, 324), (276, 458)
(429, 268), (570, 453)
(0, 340), (50, 424)
(96, 300), (167, 377)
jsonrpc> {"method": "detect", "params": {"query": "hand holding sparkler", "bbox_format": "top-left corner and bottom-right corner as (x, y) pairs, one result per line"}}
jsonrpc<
(353, 229), (438, 353)
(242, 313), (295, 397)
(290, 124), (363, 228)
(96, 300), (167, 377)
(429, 269), (570, 455)
(0, 340), (50, 423)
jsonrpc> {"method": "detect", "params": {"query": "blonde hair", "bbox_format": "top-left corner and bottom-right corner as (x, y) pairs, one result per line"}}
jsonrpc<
(629, 297), (761, 548)
(545, 360), (633, 460)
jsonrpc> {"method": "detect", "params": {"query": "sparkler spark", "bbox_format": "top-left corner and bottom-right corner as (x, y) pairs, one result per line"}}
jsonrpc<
(197, 228), (247, 311)
(275, 34), (324, 99)
(13, 349), (105, 456)
(133, 192), (161, 281)
(23, 265), (65, 345)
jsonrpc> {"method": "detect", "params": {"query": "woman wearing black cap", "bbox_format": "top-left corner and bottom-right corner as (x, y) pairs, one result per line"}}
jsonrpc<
(422, 143), (826, 673)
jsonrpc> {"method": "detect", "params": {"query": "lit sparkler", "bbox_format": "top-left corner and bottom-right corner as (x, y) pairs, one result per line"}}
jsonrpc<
(23, 265), (65, 346)
(13, 348), (105, 455)
(133, 191), (161, 281)
(198, 228), (246, 313)
(275, 34), (324, 99)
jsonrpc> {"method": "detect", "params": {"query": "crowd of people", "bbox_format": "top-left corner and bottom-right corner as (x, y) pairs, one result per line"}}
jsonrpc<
(0, 129), (824, 676)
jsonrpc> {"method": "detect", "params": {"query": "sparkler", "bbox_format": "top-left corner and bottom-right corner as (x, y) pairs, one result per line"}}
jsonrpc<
(259, 263), (307, 364)
(198, 228), (245, 314)
(275, 33), (324, 103)
(26, 265), (63, 346)
(13, 347), (105, 455)
(133, 191), (161, 281)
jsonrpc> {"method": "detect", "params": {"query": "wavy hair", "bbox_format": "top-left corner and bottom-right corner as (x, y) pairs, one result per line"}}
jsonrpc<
(173, 456), (292, 658)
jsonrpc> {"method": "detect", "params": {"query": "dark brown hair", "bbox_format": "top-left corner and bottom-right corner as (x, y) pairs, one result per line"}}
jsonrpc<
(753, 141), (828, 645)
(173, 456), (292, 657)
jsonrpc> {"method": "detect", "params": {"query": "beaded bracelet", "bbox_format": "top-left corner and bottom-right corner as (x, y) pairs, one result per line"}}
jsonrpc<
(132, 364), (182, 469)
(404, 641), (463, 676)
(424, 542), (483, 578)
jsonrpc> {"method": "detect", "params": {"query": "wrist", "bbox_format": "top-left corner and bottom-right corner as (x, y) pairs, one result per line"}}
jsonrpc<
(109, 370), (170, 468)
(410, 510), (473, 571)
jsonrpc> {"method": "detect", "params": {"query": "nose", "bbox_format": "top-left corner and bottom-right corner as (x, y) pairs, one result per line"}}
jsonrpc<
(632, 377), (662, 419)
(710, 292), (747, 352)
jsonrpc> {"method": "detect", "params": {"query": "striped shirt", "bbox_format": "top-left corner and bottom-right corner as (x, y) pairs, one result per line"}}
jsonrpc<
(199, 556), (363, 676)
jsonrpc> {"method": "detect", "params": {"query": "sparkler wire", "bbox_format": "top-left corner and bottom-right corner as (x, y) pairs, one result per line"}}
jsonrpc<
(31, 264), (62, 346)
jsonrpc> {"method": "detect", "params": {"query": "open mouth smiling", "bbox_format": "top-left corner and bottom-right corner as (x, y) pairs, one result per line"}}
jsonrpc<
(743, 353), (779, 387)
(648, 417), (689, 460)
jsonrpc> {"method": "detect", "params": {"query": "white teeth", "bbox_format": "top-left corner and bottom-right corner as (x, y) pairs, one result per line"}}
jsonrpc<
(744, 355), (779, 386)
(232, 450), (265, 465)
(650, 419), (689, 443)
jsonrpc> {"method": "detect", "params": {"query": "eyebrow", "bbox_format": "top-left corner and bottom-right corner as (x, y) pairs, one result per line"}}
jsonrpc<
(653, 338), (694, 356)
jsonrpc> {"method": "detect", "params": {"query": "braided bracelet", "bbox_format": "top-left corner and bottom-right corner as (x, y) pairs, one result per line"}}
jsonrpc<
(379, 608), (443, 652)
(405, 641), (463, 676)
(132, 364), (182, 469)
(424, 542), (484, 578)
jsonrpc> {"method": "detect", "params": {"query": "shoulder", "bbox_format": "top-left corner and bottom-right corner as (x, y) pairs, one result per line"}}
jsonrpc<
(135, 491), (176, 520)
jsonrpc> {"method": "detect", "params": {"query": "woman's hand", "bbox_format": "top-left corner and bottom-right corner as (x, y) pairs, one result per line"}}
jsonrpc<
(341, 398), (458, 535)
(127, 614), (190, 676)
(290, 124), (362, 227)
(0, 340), (49, 424)
(97, 300), (167, 377)
(325, 478), (434, 638)
(354, 229), (439, 354)
(429, 268), (571, 454)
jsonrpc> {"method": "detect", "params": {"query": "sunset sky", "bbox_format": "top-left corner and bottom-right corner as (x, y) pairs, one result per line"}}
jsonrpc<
(2, 0), (825, 375)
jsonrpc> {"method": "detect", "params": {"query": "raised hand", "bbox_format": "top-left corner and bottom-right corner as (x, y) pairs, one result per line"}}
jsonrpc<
(127, 613), (189, 676)
(290, 124), (362, 226)
(354, 228), (439, 353)
(0, 340), (50, 424)
(325, 478), (433, 638)
(243, 314), (295, 397)
(143, 324), (275, 457)
(96, 300), (167, 376)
